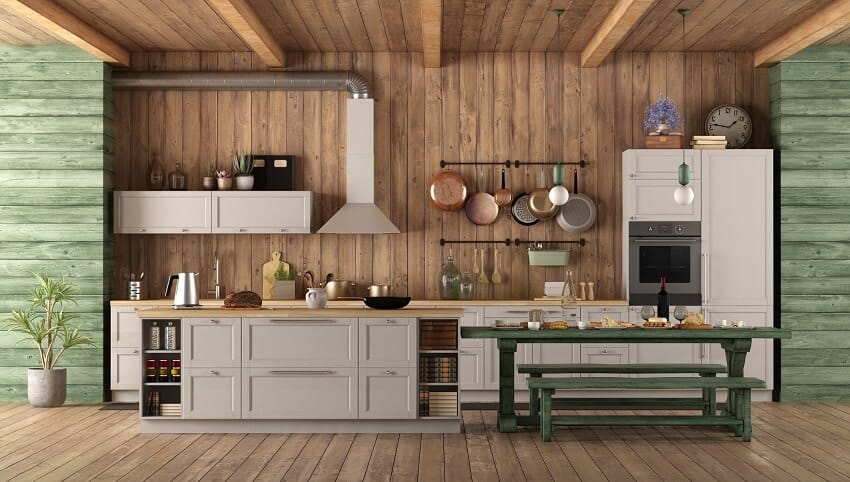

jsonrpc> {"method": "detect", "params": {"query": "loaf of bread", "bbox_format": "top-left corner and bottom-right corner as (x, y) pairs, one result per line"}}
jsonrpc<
(223, 290), (262, 308)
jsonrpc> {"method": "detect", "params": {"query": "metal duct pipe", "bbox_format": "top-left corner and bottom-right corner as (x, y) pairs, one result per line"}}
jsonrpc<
(111, 70), (371, 98)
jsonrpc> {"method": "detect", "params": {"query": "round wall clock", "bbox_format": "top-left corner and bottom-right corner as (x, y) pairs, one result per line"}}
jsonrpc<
(704, 104), (752, 148)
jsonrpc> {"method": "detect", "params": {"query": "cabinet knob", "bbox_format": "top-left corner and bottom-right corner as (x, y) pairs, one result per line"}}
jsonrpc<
(239, 228), (247, 233)
(385, 370), (395, 375)
(602, 349), (609, 354)
(210, 319), (219, 324)
(139, 228), (146, 233)
(209, 370), (219, 375)
(385, 320), (395, 324)
(132, 349), (139, 354)
(280, 228), (287, 233)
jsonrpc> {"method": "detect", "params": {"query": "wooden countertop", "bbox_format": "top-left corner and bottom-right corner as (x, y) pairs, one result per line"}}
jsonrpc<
(114, 299), (628, 308)
(137, 307), (465, 319)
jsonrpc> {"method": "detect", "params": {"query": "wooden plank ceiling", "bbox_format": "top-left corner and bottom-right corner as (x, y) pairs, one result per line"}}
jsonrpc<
(0, 0), (847, 54)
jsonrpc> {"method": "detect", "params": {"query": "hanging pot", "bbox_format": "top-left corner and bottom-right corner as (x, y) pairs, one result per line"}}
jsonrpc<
(465, 168), (499, 225)
(556, 169), (597, 233)
(510, 193), (539, 226)
(493, 169), (512, 207)
(429, 170), (467, 211)
(528, 170), (558, 220)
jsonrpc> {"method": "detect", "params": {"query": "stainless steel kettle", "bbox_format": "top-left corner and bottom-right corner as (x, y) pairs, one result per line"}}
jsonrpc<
(166, 272), (199, 307)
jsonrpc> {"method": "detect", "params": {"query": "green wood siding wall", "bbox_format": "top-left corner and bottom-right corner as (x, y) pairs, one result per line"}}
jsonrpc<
(0, 46), (112, 402)
(773, 46), (850, 401)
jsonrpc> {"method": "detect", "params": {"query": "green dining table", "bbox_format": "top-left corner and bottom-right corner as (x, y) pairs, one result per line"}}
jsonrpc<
(460, 326), (791, 433)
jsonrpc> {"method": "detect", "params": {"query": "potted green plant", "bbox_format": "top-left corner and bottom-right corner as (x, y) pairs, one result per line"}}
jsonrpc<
(233, 151), (254, 190)
(216, 169), (233, 190)
(203, 164), (217, 190)
(273, 264), (296, 300)
(2, 274), (95, 407)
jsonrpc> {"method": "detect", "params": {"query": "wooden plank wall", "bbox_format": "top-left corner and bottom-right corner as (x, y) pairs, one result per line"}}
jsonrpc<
(772, 46), (850, 401)
(113, 51), (769, 302)
(0, 46), (112, 402)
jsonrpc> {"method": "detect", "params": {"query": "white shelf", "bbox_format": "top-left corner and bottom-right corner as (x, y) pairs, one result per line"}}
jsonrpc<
(144, 349), (180, 354)
(141, 415), (181, 419)
(144, 382), (180, 386)
(419, 382), (458, 386)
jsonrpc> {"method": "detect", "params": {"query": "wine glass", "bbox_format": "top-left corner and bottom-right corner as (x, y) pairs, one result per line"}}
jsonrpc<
(640, 306), (655, 321)
(673, 306), (688, 324)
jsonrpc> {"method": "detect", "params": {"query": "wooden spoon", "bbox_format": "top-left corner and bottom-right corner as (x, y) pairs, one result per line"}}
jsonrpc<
(478, 248), (489, 284)
(491, 249), (503, 285)
(472, 248), (480, 277)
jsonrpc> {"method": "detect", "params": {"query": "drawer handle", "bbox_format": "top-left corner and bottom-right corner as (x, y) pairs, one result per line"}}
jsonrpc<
(506, 310), (528, 314)
(459, 350), (469, 355)
(269, 370), (335, 375)
(384, 320), (396, 324)
(602, 349), (609, 354)
(280, 228), (287, 233)
(385, 370), (395, 375)
(239, 228), (247, 232)
(139, 228), (146, 233)
(209, 370), (219, 375)
(132, 349), (139, 354)
(210, 319), (219, 324)
(181, 228), (188, 232)
(268, 319), (336, 323)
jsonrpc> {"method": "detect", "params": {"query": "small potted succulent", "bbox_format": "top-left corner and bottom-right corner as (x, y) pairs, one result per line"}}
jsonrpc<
(273, 264), (296, 300)
(3, 274), (95, 407)
(216, 169), (233, 190)
(203, 164), (217, 190)
(644, 96), (681, 135)
(233, 151), (254, 190)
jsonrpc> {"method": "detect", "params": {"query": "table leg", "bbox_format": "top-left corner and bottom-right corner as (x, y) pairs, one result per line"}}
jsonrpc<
(720, 338), (752, 418)
(529, 374), (541, 421)
(497, 338), (518, 433)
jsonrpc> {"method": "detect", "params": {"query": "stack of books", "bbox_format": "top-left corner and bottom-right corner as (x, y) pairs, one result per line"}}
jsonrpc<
(419, 355), (458, 383)
(691, 135), (727, 149)
(428, 391), (458, 417)
(160, 403), (181, 417)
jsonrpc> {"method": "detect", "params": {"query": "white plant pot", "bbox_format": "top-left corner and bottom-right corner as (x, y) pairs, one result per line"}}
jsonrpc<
(235, 175), (254, 190)
(27, 368), (66, 407)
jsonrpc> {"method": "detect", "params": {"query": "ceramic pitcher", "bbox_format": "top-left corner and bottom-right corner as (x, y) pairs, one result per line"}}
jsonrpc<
(305, 287), (327, 309)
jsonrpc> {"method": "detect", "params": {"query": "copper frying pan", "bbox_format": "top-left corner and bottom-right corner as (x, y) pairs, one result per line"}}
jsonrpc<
(429, 170), (467, 211)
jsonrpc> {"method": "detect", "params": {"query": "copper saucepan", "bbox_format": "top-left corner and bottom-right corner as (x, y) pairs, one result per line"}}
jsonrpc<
(429, 170), (467, 211)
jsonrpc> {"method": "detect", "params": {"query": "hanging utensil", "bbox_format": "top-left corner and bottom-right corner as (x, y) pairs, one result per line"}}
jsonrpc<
(491, 249), (503, 284)
(477, 248), (488, 284)
(494, 169), (512, 207)
(473, 248), (480, 277)
(465, 167), (499, 225)
(528, 169), (558, 220)
(556, 169), (597, 233)
(429, 170), (468, 211)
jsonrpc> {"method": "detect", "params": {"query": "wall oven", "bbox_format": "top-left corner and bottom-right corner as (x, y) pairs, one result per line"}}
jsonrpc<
(628, 221), (701, 306)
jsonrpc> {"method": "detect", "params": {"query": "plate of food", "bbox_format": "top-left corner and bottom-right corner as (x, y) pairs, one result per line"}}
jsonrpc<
(494, 321), (525, 330)
(590, 316), (636, 329)
(642, 317), (670, 329)
(675, 311), (712, 329)
(542, 320), (569, 330)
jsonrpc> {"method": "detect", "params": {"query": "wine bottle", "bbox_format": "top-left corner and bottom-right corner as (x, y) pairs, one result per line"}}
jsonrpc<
(657, 275), (670, 320)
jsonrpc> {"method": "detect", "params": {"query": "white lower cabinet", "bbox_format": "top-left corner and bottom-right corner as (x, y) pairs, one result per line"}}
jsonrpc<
(459, 347), (485, 390)
(111, 347), (141, 390)
(359, 318), (416, 367)
(184, 318), (240, 368)
(580, 345), (633, 365)
(359, 367), (416, 419)
(183, 367), (241, 419)
(244, 318), (357, 368)
(703, 306), (773, 389)
(241, 367), (357, 419)
(485, 339), (534, 390)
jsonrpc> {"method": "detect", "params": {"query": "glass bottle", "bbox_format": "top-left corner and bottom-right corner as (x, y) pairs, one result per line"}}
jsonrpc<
(459, 272), (475, 300)
(657, 275), (670, 320)
(168, 163), (187, 190)
(148, 157), (165, 190)
(439, 250), (461, 300)
(561, 270), (577, 305)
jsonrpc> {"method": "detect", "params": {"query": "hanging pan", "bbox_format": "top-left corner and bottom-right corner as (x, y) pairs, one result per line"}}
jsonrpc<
(528, 170), (558, 220)
(429, 170), (467, 211)
(465, 168), (499, 225)
(556, 169), (597, 233)
(511, 193), (539, 226)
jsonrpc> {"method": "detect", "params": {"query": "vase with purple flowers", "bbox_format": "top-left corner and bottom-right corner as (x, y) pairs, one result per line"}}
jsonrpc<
(644, 96), (681, 135)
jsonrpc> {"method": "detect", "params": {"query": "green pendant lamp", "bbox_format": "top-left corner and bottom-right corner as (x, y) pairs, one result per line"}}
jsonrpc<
(673, 8), (694, 206)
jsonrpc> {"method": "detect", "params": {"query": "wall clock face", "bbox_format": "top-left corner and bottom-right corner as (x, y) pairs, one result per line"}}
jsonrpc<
(704, 104), (752, 148)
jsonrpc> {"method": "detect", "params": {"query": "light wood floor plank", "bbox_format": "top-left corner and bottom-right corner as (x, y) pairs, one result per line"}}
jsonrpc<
(336, 433), (377, 481)
(0, 404), (847, 482)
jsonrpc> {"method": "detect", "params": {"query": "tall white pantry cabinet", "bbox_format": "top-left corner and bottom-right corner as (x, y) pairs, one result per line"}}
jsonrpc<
(622, 149), (775, 390)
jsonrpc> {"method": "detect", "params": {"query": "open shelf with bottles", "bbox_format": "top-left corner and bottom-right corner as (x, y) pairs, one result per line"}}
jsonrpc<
(140, 319), (182, 418)
(418, 319), (459, 418)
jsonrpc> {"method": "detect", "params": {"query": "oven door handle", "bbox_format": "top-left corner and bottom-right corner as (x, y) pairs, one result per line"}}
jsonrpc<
(630, 239), (698, 243)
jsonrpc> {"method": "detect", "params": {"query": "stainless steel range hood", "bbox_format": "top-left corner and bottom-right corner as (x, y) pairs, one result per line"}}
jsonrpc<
(318, 99), (399, 234)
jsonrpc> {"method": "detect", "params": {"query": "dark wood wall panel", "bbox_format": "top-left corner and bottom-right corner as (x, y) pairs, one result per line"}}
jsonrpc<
(112, 51), (770, 301)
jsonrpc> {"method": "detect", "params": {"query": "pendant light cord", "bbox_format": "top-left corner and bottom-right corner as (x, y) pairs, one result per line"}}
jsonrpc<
(678, 8), (690, 171)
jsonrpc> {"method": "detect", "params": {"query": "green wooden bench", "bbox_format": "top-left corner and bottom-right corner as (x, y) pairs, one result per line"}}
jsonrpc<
(527, 376), (766, 442)
(519, 363), (728, 417)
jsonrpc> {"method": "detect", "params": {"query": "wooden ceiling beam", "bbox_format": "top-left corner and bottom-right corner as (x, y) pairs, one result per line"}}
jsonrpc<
(207, 0), (285, 68)
(580, 0), (655, 67)
(754, 0), (850, 67)
(421, 0), (442, 68)
(4, 0), (129, 66)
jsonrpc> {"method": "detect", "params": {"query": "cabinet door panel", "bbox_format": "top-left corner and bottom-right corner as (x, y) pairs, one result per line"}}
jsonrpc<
(183, 318), (240, 367)
(485, 336), (535, 389)
(359, 367), (416, 419)
(184, 367), (240, 419)
(459, 347), (484, 390)
(360, 318), (416, 367)
(244, 319), (356, 367)
(242, 367), (356, 419)
(211, 192), (311, 234)
(459, 308), (484, 348)
(114, 191), (211, 234)
(626, 180), (701, 221)
(110, 347), (140, 390)
(111, 308), (141, 348)
(579, 346), (632, 376)
(702, 150), (772, 306)
(625, 150), (700, 180)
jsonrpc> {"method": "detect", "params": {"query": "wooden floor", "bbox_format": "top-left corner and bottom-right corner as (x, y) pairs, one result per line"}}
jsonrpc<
(1, 403), (849, 481)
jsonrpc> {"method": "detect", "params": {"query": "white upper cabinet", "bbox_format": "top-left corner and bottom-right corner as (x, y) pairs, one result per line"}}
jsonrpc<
(211, 192), (311, 234)
(625, 179), (702, 222)
(625, 149), (700, 180)
(113, 191), (312, 234)
(114, 191), (212, 234)
(701, 150), (773, 306)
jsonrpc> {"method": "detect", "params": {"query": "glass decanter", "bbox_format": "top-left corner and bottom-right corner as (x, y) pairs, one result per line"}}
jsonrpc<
(459, 272), (475, 300)
(439, 249), (461, 300)
(561, 270), (577, 306)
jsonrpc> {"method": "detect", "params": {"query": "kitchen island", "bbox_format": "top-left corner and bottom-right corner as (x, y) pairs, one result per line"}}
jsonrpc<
(135, 307), (463, 433)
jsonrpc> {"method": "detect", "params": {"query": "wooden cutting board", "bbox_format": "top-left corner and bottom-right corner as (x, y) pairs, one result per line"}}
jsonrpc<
(262, 251), (290, 299)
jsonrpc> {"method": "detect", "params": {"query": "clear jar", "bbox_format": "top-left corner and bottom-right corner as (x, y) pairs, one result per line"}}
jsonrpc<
(148, 157), (165, 190)
(459, 272), (475, 300)
(168, 162), (187, 190)
(439, 251), (461, 300)
(561, 270), (577, 305)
